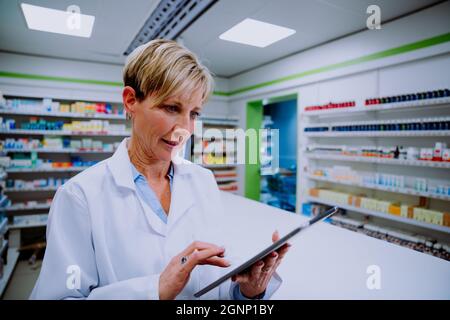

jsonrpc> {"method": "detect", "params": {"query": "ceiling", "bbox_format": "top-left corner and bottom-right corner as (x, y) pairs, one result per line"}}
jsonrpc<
(0, 0), (160, 65)
(181, 0), (444, 77)
(0, 0), (444, 77)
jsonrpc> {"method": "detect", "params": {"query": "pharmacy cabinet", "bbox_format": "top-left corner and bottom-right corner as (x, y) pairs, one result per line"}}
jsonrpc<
(190, 116), (240, 194)
(297, 55), (450, 258)
(0, 94), (129, 246)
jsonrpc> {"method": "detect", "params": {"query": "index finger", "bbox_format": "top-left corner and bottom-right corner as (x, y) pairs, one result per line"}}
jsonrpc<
(179, 241), (224, 258)
(183, 246), (228, 273)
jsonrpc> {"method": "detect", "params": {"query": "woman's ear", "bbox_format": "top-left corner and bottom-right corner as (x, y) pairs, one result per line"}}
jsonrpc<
(123, 86), (138, 119)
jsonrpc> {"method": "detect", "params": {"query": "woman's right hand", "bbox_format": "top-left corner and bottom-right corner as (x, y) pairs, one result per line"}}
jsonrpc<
(159, 241), (230, 300)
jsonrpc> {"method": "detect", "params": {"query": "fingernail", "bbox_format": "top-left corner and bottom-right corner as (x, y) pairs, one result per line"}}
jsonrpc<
(257, 261), (264, 266)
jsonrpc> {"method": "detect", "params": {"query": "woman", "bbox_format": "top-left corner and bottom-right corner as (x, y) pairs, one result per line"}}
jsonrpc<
(30, 39), (289, 300)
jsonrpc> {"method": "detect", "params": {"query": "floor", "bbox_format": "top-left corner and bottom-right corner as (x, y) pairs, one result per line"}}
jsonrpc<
(2, 259), (41, 300)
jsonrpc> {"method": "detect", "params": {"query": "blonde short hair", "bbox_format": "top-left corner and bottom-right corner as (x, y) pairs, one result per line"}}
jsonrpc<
(123, 39), (214, 105)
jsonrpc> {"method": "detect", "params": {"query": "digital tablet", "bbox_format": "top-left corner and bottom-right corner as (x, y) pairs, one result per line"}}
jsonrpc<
(194, 206), (339, 298)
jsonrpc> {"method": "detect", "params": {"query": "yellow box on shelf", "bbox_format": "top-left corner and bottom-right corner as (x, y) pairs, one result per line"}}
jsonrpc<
(389, 204), (401, 216)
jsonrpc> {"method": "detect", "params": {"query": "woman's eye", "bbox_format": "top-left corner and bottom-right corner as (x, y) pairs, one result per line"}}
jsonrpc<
(165, 105), (178, 113)
(191, 111), (201, 119)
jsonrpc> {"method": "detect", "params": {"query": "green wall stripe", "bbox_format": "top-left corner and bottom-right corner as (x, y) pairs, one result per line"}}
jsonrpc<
(0, 70), (226, 96)
(0, 71), (123, 87)
(228, 32), (450, 96)
(212, 90), (229, 96)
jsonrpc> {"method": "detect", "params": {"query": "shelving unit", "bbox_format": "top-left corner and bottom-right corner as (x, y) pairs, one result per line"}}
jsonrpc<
(305, 130), (450, 137)
(0, 129), (130, 136)
(0, 109), (126, 120)
(300, 89), (450, 242)
(306, 196), (450, 234)
(305, 153), (450, 169)
(6, 203), (51, 212)
(6, 167), (88, 173)
(307, 174), (450, 201)
(191, 116), (240, 193)
(5, 186), (58, 192)
(0, 95), (129, 267)
(302, 97), (450, 117)
(3, 148), (114, 154)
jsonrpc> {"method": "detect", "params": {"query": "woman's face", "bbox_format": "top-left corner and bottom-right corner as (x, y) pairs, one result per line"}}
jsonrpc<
(124, 87), (203, 161)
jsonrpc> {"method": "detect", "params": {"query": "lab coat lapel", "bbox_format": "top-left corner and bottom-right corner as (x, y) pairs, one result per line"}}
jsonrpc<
(107, 138), (167, 236)
(167, 157), (195, 228)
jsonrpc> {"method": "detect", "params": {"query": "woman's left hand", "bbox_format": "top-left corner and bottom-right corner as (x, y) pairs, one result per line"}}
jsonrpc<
(231, 230), (291, 299)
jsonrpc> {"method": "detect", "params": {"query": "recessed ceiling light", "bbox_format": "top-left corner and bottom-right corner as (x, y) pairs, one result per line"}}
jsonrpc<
(219, 18), (295, 48)
(21, 3), (95, 38)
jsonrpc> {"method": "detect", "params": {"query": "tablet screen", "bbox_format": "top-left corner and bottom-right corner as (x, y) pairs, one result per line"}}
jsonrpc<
(194, 206), (338, 298)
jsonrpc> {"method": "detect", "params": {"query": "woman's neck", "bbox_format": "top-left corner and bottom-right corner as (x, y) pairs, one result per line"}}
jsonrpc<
(128, 137), (171, 181)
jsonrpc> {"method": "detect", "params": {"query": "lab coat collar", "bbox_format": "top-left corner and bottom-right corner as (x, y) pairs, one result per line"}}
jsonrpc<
(107, 138), (196, 234)
(107, 138), (192, 192)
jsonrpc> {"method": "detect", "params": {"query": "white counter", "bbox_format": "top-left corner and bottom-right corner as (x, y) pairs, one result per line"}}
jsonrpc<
(220, 192), (450, 299)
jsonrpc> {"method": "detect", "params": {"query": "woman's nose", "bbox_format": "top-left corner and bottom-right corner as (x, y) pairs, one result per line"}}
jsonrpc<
(171, 128), (190, 144)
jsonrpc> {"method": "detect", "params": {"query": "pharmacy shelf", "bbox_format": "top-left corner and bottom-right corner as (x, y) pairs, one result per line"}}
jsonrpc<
(200, 119), (239, 126)
(3, 148), (114, 154)
(202, 164), (237, 168)
(307, 174), (450, 201)
(5, 186), (58, 193)
(8, 220), (47, 230)
(303, 97), (450, 116)
(306, 153), (450, 169)
(6, 203), (51, 212)
(215, 177), (238, 183)
(306, 196), (450, 234)
(0, 108), (126, 120)
(305, 130), (450, 137)
(0, 248), (19, 297)
(193, 151), (237, 156)
(6, 167), (88, 173)
(0, 129), (130, 137)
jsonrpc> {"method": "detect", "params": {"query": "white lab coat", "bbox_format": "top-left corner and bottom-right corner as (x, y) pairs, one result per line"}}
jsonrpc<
(30, 138), (281, 300)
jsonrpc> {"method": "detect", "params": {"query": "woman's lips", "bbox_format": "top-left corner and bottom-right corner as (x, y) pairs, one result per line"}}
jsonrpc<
(162, 138), (179, 148)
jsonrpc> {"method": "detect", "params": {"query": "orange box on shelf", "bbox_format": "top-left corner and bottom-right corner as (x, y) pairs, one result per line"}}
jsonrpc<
(444, 212), (450, 227)
(388, 205), (401, 216)
(309, 188), (320, 198)
(348, 195), (354, 206)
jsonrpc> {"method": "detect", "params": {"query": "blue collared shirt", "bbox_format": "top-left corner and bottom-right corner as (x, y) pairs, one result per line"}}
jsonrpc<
(130, 162), (174, 224)
(130, 161), (261, 300)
